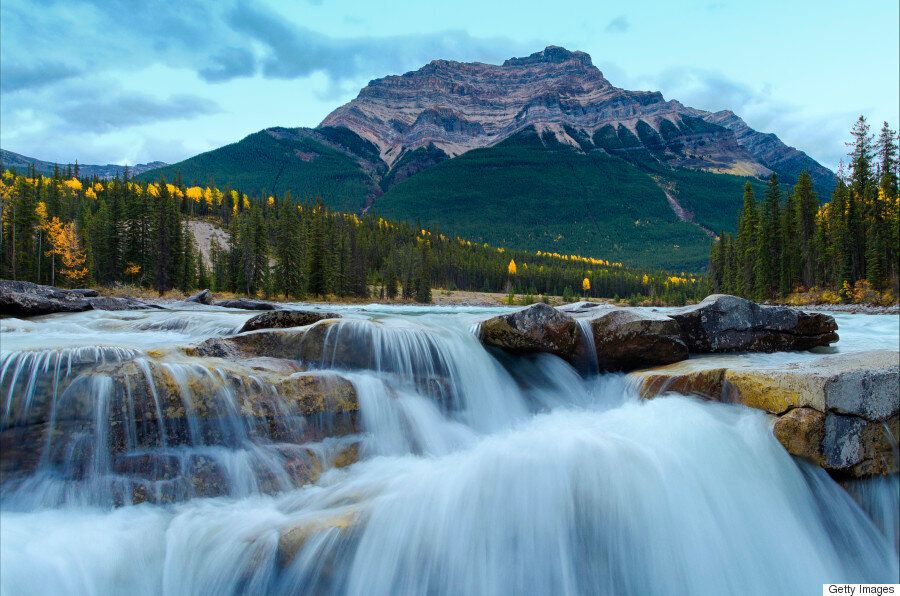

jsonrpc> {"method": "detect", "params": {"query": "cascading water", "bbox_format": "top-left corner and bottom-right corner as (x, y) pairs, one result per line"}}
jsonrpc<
(0, 306), (897, 595)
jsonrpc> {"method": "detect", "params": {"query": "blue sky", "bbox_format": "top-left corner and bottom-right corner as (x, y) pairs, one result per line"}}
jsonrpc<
(1, 0), (897, 170)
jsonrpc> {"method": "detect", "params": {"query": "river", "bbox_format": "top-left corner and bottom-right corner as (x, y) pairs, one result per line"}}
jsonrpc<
(1, 304), (897, 594)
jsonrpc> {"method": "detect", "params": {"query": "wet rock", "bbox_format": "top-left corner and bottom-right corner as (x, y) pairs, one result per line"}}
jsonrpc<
(725, 350), (899, 418)
(298, 320), (376, 370)
(213, 299), (276, 310)
(822, 412), (899, 477)
(0, 280), (157, 317)
(773, 407), (826, 466)
(637, 366), (728, 401)
(84, 296), (159, 311)
(239, 309), (341, 333)
(480, 303), (579, 360)
(670, 294), (838, 352)
(587, 309), (688, 371)
(0, 280), (91, 317)
(274, 373), (359, 416)
(113, 453), (182, 481)
(635, 350), (899, 477)
(332, 442), (360, 468)
(189, 328), (308, 360)
(186, 289), (213, 304)
(278, 510), (359, 566)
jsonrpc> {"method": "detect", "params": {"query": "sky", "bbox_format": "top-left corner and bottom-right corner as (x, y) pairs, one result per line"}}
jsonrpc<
(1, 0), (897, 171)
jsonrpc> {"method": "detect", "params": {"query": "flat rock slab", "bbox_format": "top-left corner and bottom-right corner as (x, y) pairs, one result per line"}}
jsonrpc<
(633, 350), (899, 477)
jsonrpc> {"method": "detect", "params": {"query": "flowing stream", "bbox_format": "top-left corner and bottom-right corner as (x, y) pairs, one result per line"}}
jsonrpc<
(0, 304), (898, 594)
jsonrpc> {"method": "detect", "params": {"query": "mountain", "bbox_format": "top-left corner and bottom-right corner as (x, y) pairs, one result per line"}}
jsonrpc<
(1, 149), (166, 179)
(142, 46), (835, 271)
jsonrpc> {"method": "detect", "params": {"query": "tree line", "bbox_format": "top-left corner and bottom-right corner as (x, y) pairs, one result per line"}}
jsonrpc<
(0, 164), (708, 304)
(709, 117), (898, 303)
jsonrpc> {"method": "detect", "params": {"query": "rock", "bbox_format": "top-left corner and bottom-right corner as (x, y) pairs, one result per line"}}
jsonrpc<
(773, 408), (826, 466)
(188, 328), (308, 360)
(213, 299), (276, 310)
(239, 309), (341, 333)
(587, 309), (688, 371)
(84, 296), (159, 311)
(0, 280), (91, 317)
(634, 350), (900, 477)
(69, 288), (100, 297)
(278, 510), (359, 566)
(0, 280), (157, 317)
(186, 289), (213, 304)
(298, 319), (377, 370)
(725, 351), (899, 418)
(637, 366), (728, 401)
(274, 373), (359, 418)
(479, 303), (579, 360)
(670, 294), (838, 352)
(822, 412), (899, 476)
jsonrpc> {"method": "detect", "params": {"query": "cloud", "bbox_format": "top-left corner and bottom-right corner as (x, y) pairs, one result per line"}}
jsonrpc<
(0, 62), (82, 93)
(630, 66), (851, 169)
(56, 93), (222, 133)
(604, 16), (630, 33)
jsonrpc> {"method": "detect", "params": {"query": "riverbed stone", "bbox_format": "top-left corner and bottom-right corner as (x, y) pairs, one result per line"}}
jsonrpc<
(588, 309), (688, 371)
(278, 510), (359, 566)
(670, 294), (838, 352)
(185, 289), (213, 304)
(239, 309), (342, 333)
(188, 328), (308, 360)
(213, 298), (277, 310)
(480, 303), (579, 360)
(0, 280), (160, 317)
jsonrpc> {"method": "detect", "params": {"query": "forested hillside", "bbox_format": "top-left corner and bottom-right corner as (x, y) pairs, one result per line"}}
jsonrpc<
(1, 165), (707, 304)
(710, 117), (898, 304)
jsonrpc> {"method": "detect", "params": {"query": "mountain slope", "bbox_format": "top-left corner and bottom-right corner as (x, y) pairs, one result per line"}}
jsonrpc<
(138, 127), (384, 212)
(1, 149), (165, 179)
(376, 126), (726, 271)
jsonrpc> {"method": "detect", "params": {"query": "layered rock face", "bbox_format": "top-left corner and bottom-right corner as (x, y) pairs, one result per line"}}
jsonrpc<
(635, 350), (899, 477)
(320, 46), (829, 183)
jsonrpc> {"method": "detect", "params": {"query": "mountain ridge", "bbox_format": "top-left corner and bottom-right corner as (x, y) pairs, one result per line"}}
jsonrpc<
(1, 148), (166, 179)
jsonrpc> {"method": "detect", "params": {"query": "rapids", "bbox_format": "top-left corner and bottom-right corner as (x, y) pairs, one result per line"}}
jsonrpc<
(0, 303), (898, 595)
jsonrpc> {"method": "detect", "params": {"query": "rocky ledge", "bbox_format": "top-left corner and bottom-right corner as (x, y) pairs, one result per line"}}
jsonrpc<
(0, 280), (161, 317)
(633, 350), (899, 477)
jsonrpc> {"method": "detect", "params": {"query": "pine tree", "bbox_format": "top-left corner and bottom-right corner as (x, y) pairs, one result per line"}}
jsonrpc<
(755, 174), (782, 299)
(735, 183), (760, 297)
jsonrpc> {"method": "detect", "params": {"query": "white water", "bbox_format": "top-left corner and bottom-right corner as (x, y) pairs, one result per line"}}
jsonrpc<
(0, 305), (898, 594)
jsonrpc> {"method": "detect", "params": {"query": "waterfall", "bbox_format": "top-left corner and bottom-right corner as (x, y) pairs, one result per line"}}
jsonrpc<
(1, 307), (898, 594)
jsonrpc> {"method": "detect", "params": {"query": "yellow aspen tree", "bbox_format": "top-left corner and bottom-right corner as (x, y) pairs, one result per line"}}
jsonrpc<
(582, 277), (591, 292)
(507, 259), (517, 275)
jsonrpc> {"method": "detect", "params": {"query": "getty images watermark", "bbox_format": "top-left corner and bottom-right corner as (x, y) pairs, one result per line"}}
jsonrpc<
(824, 585), (899, 595)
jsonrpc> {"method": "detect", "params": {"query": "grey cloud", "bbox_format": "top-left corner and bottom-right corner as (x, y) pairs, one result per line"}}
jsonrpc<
(199, 48), (258, 82)
(0, 62), (82, 92)
(56, 93), (222, 133)
(227, 2), (533, 83)
(605, 16), (630, 33)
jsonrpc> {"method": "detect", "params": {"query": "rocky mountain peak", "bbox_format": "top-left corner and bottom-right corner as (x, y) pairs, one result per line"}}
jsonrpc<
(316, 47), (832, 188)
(502, 45), (594, 68)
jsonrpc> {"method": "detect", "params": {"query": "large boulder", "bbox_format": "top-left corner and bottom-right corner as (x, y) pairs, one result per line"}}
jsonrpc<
(670, 294), (838, 352)
(634, 350), (899, 477)
(587, 309), (688, 371)
(480, 303), (579, 360)
(239, 309), (341, 333)
(0, 280), (158, 317)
